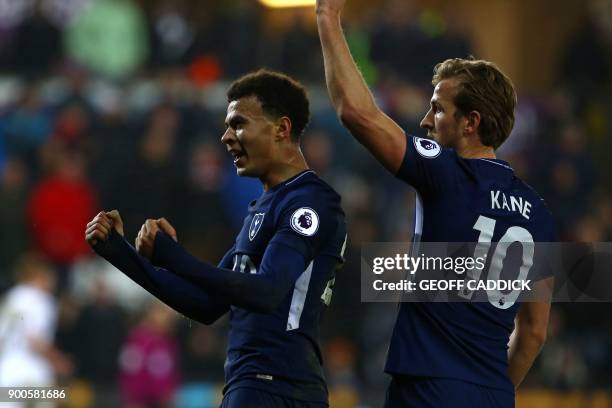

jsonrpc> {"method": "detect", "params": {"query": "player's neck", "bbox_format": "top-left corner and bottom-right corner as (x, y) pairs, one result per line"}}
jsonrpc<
(261, 151), (309, 191)
(456, 143), (496, 160)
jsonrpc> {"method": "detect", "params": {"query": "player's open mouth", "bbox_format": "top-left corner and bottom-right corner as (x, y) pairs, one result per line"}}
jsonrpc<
(230, 150), (246, 165)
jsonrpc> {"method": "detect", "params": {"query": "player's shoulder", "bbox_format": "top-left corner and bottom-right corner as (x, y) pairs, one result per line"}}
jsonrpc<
(409, 135), (444, 158)
(276, 170), (342, 208)
(399, 135), (464, 176)
(397, 135), (474, 194)
(406, 135), (459, 161)
(270, 171), (343, 230)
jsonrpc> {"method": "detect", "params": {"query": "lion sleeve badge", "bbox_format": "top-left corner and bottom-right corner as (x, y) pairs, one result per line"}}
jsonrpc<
(289, 207), (319, 236)
(413, 137), (441, 158)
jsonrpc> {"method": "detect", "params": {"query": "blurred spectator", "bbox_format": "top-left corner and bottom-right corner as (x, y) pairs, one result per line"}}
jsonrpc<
(52, 102), (91, 147)
(177, 322), (225, 384)
(219, 165), (263, 229)
(343, 15), (379, 86)
(3, 83), (54, 173)
(72, 280), (126, 389)
(40, 0), (94, 29)
(369, 0), (425, 82)
(27, 143), (98, 270)
(0, 252), (73, 390)
(108, 104), (182, 242)
(0, 158), (29, 287)
(325, 337), (360, 408)
(12, 5), (61, 78)
(369, 0), (471, 85)
(539, 122), (596, 237)
(303, 130), (333, 176)
(0, 0), (33, 31)
(180, 2), (225, 87)
(537, 308), (588, 390)
(278, 10), (322, 81)
(215, 0), (261, 77)
(119, 302), (179, 408)
(176, 139), (232, 260)
(0, 120), (5, 169)
(65, 0), (149, 80)
(147, 0), (196, 68)
(560, 0), (612, 105)
(595, 196), (612, 240)
(571, 216), (606, 243)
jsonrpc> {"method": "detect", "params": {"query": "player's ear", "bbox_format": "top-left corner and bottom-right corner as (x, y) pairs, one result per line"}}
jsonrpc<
(464, 110), (481, 136)
(275, 116), (292, 142)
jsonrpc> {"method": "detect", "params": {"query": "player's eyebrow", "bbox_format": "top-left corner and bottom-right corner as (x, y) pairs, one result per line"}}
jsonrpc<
(225, 115), (247, 128)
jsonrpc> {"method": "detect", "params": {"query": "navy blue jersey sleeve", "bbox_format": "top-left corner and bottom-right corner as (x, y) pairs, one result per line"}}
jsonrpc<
(269, 189), (343, 262)
(395, 135), (460, 196)
(152, 232), (309, 313)
(93, 230), (229, 324)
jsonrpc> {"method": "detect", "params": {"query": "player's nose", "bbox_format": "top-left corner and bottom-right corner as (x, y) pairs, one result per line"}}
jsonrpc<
(221, 128), (234, 145)
(420, 109), (434, 130)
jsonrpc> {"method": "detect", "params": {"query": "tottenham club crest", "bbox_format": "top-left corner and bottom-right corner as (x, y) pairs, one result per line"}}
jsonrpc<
(290, 207), (319, 236)
(413, 137), (441, 158)
(249, 213), (265, 241)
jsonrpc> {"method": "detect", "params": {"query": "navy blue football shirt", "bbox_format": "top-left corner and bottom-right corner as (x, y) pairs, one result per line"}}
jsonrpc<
(93, 170), (346, 405)
(386, 135), (555, 393)
(217, 170), (346, 402)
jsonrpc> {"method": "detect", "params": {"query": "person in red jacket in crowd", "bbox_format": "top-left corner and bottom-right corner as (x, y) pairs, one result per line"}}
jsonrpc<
(27, 143), (98, 268)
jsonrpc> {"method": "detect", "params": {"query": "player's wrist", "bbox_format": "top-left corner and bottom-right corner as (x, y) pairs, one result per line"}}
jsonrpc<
(150, 230), (170, 266)
(316, 8), (341, 21)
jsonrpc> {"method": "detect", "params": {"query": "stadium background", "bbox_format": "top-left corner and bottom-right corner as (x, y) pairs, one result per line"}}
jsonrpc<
(0, 0), (610, 406)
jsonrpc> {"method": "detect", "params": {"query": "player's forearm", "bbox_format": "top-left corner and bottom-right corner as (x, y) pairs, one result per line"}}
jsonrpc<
(317, 10), (378, 125)
(153, 233), (297, 313)
(94, 231), (228, 324)
(507, 328), (547, 389)
(94, 230), (157, 292)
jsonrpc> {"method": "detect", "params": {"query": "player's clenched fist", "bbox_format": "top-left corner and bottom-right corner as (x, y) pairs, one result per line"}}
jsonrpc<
(316, 0), (345, 15)
(85, 210), (124, 247)
(136, 218), (178, 260)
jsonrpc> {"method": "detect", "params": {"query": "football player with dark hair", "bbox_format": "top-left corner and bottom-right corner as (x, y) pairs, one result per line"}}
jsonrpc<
(86, 70), (347, 408)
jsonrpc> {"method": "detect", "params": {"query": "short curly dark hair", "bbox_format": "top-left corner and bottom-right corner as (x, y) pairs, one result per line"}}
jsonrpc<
(227, 70), (310, 142)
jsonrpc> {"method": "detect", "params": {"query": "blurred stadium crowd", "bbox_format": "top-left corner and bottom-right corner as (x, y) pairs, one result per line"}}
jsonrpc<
(0, 0), (611, 407)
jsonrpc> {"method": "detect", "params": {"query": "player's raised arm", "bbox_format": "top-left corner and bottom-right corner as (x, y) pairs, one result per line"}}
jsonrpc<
(316, 0), (406, 173)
